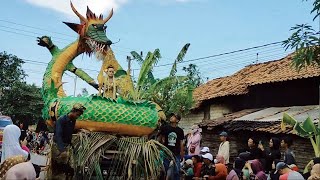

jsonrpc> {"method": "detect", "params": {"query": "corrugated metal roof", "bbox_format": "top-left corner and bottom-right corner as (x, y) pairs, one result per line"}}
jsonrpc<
(234, 105), (319, 122)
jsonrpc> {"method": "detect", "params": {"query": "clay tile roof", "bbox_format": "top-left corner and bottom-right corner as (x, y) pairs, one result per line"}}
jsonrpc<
(193, 53), (320, 103)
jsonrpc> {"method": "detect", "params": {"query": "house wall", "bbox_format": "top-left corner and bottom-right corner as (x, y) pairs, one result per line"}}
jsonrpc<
(181, 104), (231, 134)
(201, 77), (320, 112)
(201, 129), (314, 170)
(209, 104), (232, 119)
(180, 110), (204, 134)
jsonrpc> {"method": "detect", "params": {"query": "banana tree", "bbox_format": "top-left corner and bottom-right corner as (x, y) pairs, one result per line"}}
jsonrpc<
(129, 49), (161, 100)
(281, 112), (320, 173)
(130, 43), (195, 115)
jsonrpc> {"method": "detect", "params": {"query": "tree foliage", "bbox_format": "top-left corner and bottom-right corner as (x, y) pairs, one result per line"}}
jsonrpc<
(0, 52), (43, 125)
(0, 81), (43, 125)
(0, 51), (26, 91)
(183, 63), (203, 87)
(130, 44), (203, 116)
(283, 0), (320, 70)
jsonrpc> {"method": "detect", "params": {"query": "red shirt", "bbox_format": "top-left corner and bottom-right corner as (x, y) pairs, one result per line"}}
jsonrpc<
(194, 162), (202, 177)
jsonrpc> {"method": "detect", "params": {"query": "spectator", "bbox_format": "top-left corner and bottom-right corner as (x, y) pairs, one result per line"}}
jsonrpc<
(159, 113), (184, 180)
(269, 159), (281, 180)
(184, 159), (194, 180)
(281, 137), (297, 167)
(197, 153), (215, 179)
(4, 161), (36, 180)
(275, 162), (304, 180)
(19, 132), (30, 153)
(213, 155), (228, 180)
(1, 125), (28, 163)
(258, 137), (281, 173)
(192, 155), (202, 178)
(244, 159), (266, 180)
(187, 125), (202, 155)
(227, 157), (246, 180)
(218, 131), (230, 164)
(304, 157), (320, 179)
(308, 164), (320, 180)
(200, 147), (210, 155)
(247, 137), (263, 160)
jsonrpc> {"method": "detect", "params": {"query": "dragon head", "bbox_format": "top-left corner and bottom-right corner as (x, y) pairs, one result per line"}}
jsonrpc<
(64, 2), (113, 56)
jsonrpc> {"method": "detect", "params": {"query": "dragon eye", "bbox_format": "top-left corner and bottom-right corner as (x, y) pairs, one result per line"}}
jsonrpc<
(92, 24), (97, 28)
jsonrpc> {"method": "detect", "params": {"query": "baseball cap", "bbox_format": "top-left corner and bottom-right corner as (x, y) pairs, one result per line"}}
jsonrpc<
(72, 103), (86, 112)
(200, 147), (210, 153)
(185, 159), (193, 166)
(274, 162), (288, 174)
(202, 153), (213, 161)
(219, 131), (228, 137)
(170, 113), (181, 121)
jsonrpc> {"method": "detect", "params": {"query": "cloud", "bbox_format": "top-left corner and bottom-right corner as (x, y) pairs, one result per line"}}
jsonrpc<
(25, 0), (128, 19)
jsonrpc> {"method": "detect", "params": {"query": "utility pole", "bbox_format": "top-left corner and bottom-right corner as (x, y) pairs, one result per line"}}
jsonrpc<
(127, 56), (132, 75)
(74, 76), (77, 97)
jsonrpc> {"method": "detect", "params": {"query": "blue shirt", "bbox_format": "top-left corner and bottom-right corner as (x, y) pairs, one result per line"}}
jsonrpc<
(54, 115), (76, 152)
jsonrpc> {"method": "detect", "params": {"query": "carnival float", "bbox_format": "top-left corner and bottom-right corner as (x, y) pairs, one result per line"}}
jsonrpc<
(37, 2), (177, 179)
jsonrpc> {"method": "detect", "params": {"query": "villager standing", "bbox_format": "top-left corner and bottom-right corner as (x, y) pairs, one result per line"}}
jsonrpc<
(247, 137), (263, 160)
(258, 137), (281, 173)
(187, 125), (202, 155)
(281, 137), (297, 167)
(159, 113), (184, 180)
(51, 103), (86, 179)
(217, 131), (230, 164)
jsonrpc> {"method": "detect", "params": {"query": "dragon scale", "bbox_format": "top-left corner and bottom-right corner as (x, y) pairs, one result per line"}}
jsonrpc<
(39, 3), (163, 136)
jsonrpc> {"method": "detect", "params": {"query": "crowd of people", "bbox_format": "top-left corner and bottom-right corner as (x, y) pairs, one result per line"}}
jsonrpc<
(1, 102), (320, 179)
(0, 125), (48, 179)
(158, 112), (320, 180)
(22, 130), (52, 155)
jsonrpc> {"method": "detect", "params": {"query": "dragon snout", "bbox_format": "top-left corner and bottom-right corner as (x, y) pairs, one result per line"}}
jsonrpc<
(106, 40), (112, 46)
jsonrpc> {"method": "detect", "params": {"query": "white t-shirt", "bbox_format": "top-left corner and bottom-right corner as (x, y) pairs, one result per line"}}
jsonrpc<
(218, 141), (230, 164)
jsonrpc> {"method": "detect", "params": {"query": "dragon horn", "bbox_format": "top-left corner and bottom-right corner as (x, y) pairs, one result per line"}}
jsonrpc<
(70, 1), (87, 23)
(103, 8), (113, 24)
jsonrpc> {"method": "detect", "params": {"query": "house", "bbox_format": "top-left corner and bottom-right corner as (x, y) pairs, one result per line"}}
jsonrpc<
(182, 53), (320, 168)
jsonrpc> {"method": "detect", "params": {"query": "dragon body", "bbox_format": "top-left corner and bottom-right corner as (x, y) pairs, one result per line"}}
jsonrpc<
(39, 3), (164, 136)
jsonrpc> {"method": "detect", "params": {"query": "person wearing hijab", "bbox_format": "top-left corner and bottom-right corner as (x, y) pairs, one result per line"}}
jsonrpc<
(0, 125), (37, 179)
(258, 137), (281, 173)
(1, 125), (28, 163)
(4, 161), (36, 180)
(187, 125), (202, 155)
(0, 155), (26, 179)
(212, 155), (228, 180)
(244, 159), (267, 180)
(227, 157), (246, 180)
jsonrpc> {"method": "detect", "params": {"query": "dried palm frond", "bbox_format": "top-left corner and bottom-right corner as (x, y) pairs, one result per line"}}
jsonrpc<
(73, 130), (174, 180)
(73, 130), (116, 179)
(109, 137), (174, 180)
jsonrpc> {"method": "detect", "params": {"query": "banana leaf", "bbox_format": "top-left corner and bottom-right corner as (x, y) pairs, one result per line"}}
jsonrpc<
(114, 69), (127, 78)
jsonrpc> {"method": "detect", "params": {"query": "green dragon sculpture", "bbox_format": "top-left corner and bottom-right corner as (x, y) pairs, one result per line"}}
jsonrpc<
(38, 2), (165, 136)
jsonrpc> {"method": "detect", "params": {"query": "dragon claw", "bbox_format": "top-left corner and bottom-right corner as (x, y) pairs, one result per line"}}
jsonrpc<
(37, 36), (53, 48)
